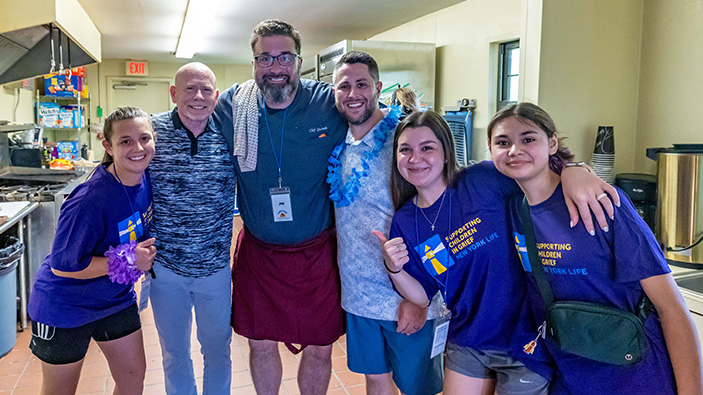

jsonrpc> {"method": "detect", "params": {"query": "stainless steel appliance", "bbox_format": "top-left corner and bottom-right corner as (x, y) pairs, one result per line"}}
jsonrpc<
(646, 144), (703, 268)
(0, 160), (86, 328)
(0, 170), (86, 281)
(318, 40), (436, 109)
(0, 0), (100, 86)
(301, 54), (320, 81)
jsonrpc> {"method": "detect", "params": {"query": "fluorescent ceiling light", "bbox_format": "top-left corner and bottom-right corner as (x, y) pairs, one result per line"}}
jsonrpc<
(175, 0), (223, 59)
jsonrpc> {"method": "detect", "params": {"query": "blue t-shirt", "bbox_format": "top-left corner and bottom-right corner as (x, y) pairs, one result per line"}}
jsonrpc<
(389, 161), (552, 379)
(28, 164), (153, 328)
(214, 79), (347, 245)
(509, 184), (675, 395)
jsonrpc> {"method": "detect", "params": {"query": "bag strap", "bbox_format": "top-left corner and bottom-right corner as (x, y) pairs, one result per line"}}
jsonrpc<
(520, 198), (554, 308)
(521, 198), (654, 322)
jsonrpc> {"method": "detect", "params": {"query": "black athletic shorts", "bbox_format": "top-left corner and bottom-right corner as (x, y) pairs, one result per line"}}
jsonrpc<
(29, 304), (141, 365)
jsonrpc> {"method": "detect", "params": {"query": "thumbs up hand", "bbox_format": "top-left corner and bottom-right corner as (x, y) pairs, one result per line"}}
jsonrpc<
(372, 230), (409, 273)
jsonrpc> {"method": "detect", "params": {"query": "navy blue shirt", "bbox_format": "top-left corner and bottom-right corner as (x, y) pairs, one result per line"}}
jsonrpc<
(214, 80), (346, 245)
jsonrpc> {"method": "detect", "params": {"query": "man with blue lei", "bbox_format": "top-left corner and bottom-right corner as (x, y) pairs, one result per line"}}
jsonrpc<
(327, 51), (443, 395)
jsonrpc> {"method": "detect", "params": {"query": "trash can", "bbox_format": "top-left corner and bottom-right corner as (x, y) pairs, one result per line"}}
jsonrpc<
(0, 236), (24, 357)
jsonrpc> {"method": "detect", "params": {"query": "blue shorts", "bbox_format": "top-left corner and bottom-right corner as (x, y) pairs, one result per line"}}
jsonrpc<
(346, 312), (443, 395)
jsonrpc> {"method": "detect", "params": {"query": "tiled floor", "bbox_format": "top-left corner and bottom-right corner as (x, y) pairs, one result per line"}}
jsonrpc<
(0, 218), (374, 394)
(0, 305), (365, 394)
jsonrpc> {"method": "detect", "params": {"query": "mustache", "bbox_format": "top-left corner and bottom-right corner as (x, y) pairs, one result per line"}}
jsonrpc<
(263, 73), (289, 80)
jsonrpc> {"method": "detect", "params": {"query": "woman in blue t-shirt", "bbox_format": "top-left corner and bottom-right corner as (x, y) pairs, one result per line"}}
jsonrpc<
(28, 107), (157, 395)
(486, 102), (702, 395)
(376, 110), (617, 395)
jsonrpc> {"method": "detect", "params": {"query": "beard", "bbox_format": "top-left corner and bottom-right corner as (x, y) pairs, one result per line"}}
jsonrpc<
(339, 102), (375, 125)
(256, 71), (300, 104)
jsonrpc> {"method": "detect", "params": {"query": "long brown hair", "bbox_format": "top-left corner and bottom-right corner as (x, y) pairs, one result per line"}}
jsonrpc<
(391, 110), (460, 210)
(487, 102), (573, 172)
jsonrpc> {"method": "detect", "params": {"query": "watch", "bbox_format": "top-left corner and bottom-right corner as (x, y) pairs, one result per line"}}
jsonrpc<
(564, 161), (594, 174)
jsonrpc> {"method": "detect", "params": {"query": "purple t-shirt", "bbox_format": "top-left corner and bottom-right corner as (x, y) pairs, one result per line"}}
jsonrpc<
(509, 183), (675, 395)
(389, 161), (552, 379)
(28, 164), (153, 328)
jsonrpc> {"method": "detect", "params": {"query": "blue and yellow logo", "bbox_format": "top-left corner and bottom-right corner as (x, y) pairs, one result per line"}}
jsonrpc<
(118, 212), (144, 244)
(415, 234), (455, 276)
(513, 232), (532, 272)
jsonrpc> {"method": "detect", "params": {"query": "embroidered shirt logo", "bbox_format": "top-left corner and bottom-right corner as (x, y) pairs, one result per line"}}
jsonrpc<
(309, 126), (329, 138)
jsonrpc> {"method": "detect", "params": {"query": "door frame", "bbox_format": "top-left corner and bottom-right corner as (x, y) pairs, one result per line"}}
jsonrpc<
(106, 76), (173, 114)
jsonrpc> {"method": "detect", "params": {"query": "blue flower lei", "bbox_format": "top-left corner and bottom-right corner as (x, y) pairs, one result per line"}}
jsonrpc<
(327, 107), (400, 207)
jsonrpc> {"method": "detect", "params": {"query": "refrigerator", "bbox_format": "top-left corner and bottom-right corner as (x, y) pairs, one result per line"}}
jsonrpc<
(316, 40), (436, 110)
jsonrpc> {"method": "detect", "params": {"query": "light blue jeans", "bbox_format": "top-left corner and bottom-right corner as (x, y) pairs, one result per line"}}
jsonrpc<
(150, 264), (232, 395)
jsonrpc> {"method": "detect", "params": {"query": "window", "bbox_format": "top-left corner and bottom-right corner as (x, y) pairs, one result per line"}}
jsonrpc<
(497, 40), (520, 111)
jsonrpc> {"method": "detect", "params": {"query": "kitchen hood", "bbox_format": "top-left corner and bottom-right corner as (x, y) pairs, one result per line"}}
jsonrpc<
(0, 0), (101, 86)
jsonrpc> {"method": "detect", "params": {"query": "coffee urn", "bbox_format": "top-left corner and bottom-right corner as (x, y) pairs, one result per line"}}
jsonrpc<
(646, 144), (703, 268)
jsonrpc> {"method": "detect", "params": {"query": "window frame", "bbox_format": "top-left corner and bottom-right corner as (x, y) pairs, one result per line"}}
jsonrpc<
(497, 40), (520, 111)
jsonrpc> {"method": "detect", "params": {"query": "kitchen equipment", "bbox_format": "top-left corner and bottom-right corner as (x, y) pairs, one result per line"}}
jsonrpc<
(10, 149), (42, 168)
(318, 40), (436, 109)
(615, 173), (657, 204)
(646, 144), (703, 268)
(0, 0), (100, 86)
(615, 173), (657, 231)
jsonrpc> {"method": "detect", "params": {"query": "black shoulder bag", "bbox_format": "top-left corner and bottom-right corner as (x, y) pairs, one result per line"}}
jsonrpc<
(521, 198), (651, 366)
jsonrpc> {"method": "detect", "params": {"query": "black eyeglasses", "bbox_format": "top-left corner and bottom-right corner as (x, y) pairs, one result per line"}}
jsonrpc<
(254, 53), (299, 68)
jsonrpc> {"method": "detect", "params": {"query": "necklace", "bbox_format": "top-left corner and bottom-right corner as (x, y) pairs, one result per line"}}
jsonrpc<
(327, 107), (400, 207)
(418, 189), (447, 231)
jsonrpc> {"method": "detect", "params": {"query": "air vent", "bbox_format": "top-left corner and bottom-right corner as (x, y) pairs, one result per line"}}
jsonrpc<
(320, 48), (345, 63)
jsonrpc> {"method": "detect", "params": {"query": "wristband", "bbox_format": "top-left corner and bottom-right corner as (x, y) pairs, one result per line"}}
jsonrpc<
(383, 260), (401, 274)
(105, 240), (143, 284)
(564, 161), (594, 174)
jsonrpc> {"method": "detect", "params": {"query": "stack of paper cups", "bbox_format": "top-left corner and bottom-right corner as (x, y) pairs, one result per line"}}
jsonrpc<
(591, 126), (615, 183)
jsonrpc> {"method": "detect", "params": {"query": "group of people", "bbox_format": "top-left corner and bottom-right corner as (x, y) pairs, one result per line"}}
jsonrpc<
(24, 17), (702, 395)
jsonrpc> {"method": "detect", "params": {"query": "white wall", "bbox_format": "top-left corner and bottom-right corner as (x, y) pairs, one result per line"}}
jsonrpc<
(370, 0), (522, 160)
(0, 87), (35, 123)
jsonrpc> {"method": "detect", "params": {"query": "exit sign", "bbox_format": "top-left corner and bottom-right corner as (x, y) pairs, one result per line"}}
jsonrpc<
(126, 61), (149, 76)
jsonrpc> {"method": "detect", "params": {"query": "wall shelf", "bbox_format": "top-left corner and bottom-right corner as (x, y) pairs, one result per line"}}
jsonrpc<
(35, 92), (91, 148)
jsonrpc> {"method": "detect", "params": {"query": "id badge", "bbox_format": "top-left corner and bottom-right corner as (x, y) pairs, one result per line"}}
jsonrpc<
(138, 275), (151, 313)
(430, 307), (452, 359)
(270, 186), (293, 222)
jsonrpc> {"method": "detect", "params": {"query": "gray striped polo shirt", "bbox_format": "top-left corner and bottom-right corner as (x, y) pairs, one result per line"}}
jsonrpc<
(150, 109), (236, 277)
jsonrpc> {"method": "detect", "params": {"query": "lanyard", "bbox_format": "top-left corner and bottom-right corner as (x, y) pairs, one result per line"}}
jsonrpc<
(414, 189), (452, 304)
(112, 164), (155, 278)
(262, 97), (288, 188)
(111, 164), (146, 239)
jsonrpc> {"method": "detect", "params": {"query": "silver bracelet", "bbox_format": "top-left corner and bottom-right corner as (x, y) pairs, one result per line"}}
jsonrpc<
(564, 161), (594, 174)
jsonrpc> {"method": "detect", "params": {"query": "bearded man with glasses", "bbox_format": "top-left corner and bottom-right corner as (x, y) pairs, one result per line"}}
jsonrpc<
(214, 19), (347, 395)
